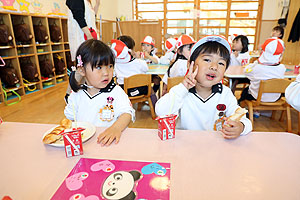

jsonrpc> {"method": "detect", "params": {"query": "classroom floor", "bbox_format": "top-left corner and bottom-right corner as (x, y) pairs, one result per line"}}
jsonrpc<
(1, 81), (299, 134)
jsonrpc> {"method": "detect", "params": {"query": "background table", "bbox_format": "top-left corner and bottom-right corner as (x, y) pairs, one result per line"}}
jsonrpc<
(225, 65), (298, 89)
(147, 64), (168, 76)
(1, 122), (300, 199)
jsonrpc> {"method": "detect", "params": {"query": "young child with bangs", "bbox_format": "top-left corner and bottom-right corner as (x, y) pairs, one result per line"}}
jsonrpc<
(156, 35), (252, 139)
(64, 39), (135, 146)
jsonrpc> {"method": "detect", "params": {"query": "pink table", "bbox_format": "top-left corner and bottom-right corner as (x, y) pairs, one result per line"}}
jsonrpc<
(225, 65), (298, 89)
(1, 122), (300, 199)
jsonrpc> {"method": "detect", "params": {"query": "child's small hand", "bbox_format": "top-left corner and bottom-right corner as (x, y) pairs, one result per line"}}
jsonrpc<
(221, 117), (244, 139)
(233, 51), (239, 57)
(182, 61), (198, 90)
(97, 126), (121, 146)
(144, 51), (150, 59)
(136, 51), (141, 58)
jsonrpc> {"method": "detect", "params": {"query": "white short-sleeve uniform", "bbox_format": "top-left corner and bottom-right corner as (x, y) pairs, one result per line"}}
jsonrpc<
(160, 51), (176, 65)
(64, 81), (135, 127)
(244, 62), (286, 102)
(285, 74), (300, 111)
(155, 83), (252, 135)
(115, 59), (148, 85)
(162, 59), (188, 84)
(230, 52), (250, 66)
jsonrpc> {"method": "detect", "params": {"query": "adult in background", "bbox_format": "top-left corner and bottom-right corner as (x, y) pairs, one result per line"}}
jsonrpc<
(65, 0), (100, 102)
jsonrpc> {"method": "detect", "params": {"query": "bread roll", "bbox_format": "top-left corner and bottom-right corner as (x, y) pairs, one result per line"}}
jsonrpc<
(60, 118), (72, 129)
(227, 107), (248, 123)
(43, 133), (62, 144)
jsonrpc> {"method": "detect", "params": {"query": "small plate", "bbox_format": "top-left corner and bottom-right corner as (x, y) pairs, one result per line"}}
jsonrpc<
(43, 122), (96, 147)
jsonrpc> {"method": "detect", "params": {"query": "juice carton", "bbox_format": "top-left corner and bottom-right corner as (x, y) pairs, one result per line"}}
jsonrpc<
(294, 65), (299, 74)
(156, 115), (177, 140)
(63, 130), (83, 158)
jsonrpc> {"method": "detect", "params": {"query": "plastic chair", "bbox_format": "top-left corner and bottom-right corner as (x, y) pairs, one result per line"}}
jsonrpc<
(124, 74), (156, 119)
(167, 76), (184, 92)
(241, 78), (293, 132)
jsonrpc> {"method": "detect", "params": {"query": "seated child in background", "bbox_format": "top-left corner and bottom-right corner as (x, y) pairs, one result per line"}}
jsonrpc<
(229, 35), (251, 92)
(137, 35), (160, 93)
(285, 74), (300, 112)
(160, 38), (177, 65)
(271, 25), (284, 39)
(161, 35), (195, 96)
(238, 37), (286, 104)
(111, 36), (157, 106)
(64, 39), (135, 146)
(137, 36), (159, 64)
(156, 35), (252, 139)
(230, 35), (250, 66)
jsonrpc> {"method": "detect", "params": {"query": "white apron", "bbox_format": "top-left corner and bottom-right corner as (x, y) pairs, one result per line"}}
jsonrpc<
(68, 0), (98, 61)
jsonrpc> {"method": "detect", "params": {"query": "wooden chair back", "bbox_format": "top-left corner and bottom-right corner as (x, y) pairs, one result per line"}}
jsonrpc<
(124, 74), (155, 119)
(167, 76), (184, 92)
(241, 78), (293, 132)
(255, 79), (293, 105)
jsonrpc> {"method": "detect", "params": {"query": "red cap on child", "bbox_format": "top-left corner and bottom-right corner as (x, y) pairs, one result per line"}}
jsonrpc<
(258, 38), (285, 65)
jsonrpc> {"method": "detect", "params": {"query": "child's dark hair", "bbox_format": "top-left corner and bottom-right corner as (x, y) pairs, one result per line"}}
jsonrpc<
(69, 39), (115, 92)
(233, 35), (249, 53)
(117, 35), (135, 50)
(117, 35), (136, 61)
(272, 26), (284, 39)
(167, 43), (193, 77)
(190, 41), (231, 69)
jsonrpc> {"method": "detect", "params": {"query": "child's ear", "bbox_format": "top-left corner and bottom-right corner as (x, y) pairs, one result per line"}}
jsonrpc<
(77, 66), (85, 76)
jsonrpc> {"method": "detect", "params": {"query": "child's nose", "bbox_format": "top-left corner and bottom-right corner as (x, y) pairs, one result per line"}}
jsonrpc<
(210, 62), (218, 71)
(101, 66), (109, 75)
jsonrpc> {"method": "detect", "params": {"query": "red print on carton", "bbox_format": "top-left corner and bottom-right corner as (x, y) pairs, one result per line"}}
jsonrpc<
(63, 129), (83, 158)
(156, 114), (177, 140)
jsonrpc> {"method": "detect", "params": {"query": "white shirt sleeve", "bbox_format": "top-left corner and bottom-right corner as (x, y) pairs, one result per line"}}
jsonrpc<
(155, 83), (188, 117)
(160, 55), (170, 65)
(285, 74), (300, 111)
(114, 87), (136, 122)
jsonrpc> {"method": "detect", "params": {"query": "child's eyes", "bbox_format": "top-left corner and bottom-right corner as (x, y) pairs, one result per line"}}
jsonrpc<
(219, 62), (225, 66)
(96, 66), (102, 70)
(203, 58), (211, 62)
(108, 64), (114, 68)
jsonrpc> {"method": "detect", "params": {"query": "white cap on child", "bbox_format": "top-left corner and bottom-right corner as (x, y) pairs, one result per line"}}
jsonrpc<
(141, 36), (155, 46)
(165, 38), (177, 52)
(191, 35), (231, 56)
(176, 35), (195, 49)
(258, 37), (285, 65)
(111, 39), (131, 63)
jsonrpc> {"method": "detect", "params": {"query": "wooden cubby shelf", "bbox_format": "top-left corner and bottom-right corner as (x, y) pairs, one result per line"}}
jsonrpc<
(0, 11), (71, 107)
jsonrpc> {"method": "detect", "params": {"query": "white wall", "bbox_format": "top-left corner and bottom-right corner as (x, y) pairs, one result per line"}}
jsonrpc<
(262, 0), (289, 20)
(117, 0), (133, 20)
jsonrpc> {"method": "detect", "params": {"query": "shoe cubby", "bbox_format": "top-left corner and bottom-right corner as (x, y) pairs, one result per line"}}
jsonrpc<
(10, 13), (34, 45)
(0, 11), (70, 107)
(32, 16), (50, 47)
(61, 18), (68, 43)
(48, 17), (62, 44)
(0, 47), (17, 59)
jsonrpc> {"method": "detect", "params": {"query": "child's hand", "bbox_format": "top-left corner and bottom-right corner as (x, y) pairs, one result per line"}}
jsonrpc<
(97, 126), (122, 146)
(221, 117), (244, 139)
(233, 51), (239, 57)
(182, 61), (198, 90)
(144, 51), (150, 59)
(136, 51), (141, 58)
